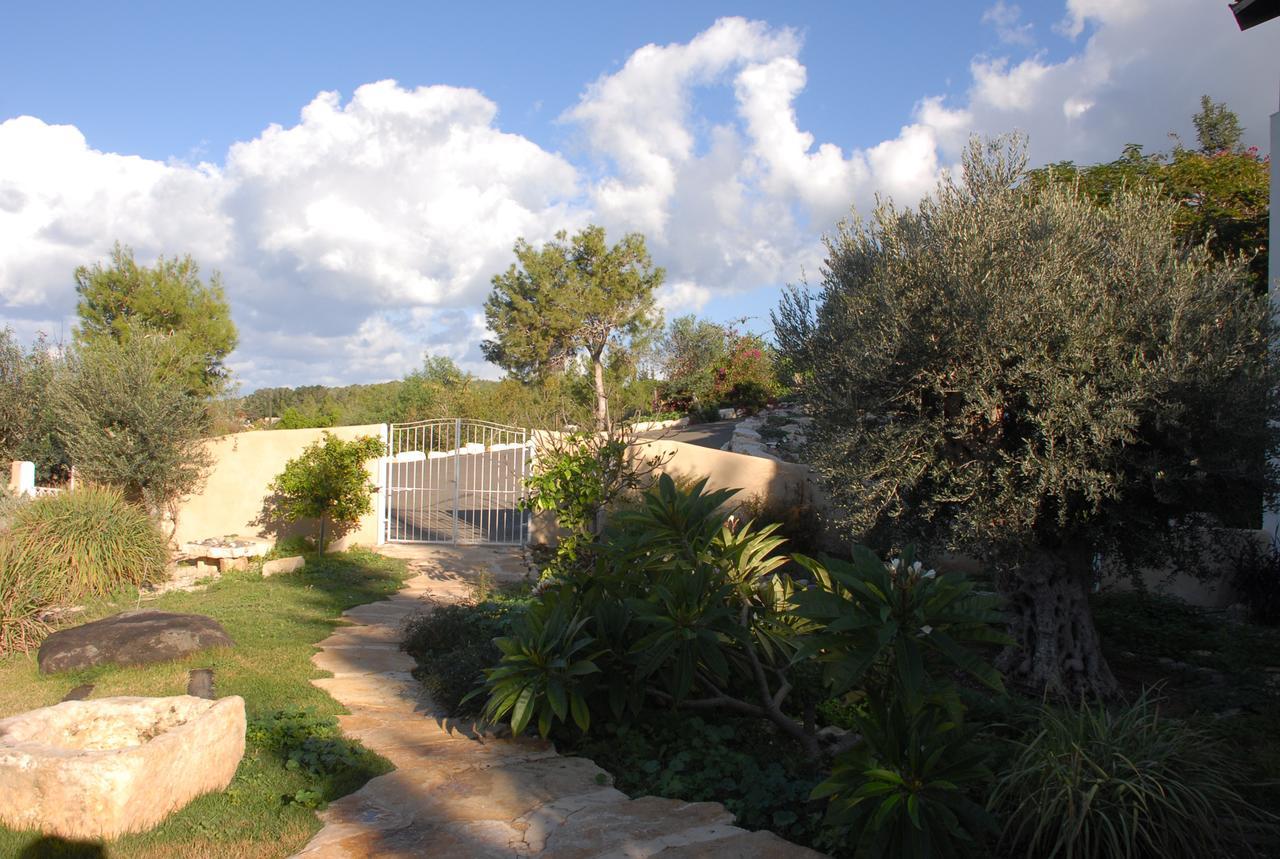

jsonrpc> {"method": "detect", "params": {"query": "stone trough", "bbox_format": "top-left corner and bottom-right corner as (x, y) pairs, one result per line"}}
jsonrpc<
(0, 695), (246, 840)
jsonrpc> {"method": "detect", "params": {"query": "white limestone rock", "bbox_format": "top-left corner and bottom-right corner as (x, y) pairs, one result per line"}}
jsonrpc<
(0, 695), (246, 839)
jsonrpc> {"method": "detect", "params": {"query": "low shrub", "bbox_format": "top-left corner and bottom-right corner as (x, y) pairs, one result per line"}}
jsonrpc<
(401, 596), (529, 716)
(246, 708), (390, 808)
(734, 490), (827, 557)
(990, 689), (1279, 859)
(266, 535), (315, 560)
(815, 700), (995, 858)
(724, 380), (771, 414)
(6, 485), (168, 601)
(688, 403), (723, 423)
(570, 715), (824, 848)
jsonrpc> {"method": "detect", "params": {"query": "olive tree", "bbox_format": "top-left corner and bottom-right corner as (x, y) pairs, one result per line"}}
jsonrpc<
(789, 136), (1276, 696)
(53, 335), (212, 524)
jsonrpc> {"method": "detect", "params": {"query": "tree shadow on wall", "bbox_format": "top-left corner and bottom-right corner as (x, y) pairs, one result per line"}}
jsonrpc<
(251, 489), (359, 552)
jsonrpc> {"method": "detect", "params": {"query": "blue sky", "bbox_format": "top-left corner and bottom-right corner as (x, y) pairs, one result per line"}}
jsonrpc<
(1, 1), (1277, 390)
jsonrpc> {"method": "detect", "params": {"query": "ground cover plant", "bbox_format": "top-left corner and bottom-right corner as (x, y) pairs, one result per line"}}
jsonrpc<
(401, 589), (531, 717)
(0, 548), (407, 859)
(570, 714), (825, 848)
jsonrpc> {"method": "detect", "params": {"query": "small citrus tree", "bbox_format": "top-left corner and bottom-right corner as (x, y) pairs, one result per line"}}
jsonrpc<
(266, 433), (384, 552)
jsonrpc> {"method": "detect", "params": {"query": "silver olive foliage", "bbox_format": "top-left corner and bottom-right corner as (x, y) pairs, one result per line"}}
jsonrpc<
(795, 136), (1275, 558)
(783, 136), (1276, 694)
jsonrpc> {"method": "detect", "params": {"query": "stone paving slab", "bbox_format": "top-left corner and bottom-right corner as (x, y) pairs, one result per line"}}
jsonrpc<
(293, 544), (825, 858)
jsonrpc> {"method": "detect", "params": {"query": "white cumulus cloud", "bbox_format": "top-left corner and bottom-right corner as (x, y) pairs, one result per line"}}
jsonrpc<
(1, 1), (1275, 389)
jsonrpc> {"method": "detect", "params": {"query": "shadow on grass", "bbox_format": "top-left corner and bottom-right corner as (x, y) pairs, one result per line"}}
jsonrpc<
(17, 836), (106, 858)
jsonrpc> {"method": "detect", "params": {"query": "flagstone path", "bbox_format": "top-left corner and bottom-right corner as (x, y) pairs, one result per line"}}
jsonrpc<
(292, 544), (825, 858)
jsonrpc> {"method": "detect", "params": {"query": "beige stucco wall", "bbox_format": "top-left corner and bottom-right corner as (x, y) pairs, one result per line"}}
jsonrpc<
(1104, 528), (1267, 610)
(528, 436), (831, 546)
(635, 439), (816, 507)
(172, 424), (387, 551)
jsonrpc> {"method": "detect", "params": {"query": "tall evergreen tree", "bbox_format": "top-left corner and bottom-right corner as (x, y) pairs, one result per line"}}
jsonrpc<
(1192, 94), (1244, 153)
(74, 243), (238, 398)
(483, 226), (664, 428)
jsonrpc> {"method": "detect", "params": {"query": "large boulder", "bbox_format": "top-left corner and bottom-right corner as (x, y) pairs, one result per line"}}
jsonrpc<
(0, 695), (246, 839)
(38, 610), (234, 674)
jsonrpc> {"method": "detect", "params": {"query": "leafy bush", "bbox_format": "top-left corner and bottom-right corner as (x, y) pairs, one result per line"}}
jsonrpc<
(659, 315), (731, 413)
(710, 334), (781, 412)
(792, 548), (1008, 712)
(1, 328), (69, 482)
(481, 474), (821, 758)
(689, 403), (723, 423)
(1227, 535), (1280, 626)
(523, 428), (665, 578)
(264, 432), (384, 552)
(473, 589), (602, 735)
(734, 490), (827, 557)
(791, 549), (1009, 857)
(815, 701), (995, 858)
(401, 596), (529, 716)
(246, 708), (389, 808)
(991, 690), (1278, 858)
(725, 380), (771, 414)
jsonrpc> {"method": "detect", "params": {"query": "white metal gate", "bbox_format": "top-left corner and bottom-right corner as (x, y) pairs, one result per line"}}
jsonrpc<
(382, 419), (531, 545)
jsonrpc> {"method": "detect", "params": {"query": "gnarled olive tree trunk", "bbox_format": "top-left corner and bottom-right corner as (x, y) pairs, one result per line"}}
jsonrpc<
(995, 547), (1118, 698)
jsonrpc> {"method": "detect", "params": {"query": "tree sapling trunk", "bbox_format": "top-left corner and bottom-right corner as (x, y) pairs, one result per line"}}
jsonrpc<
(591, 352), (609, 430)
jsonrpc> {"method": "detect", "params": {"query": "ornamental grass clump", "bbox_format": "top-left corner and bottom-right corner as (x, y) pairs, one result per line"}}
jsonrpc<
(990, 689), (1279, 858)
(0, 486), (168, 655)
(0, 537), (50, 656)
(3, 485), (168, 603)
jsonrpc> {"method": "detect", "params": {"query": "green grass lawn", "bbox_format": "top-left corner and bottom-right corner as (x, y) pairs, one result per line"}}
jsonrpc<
(0, 548), (408, 859)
